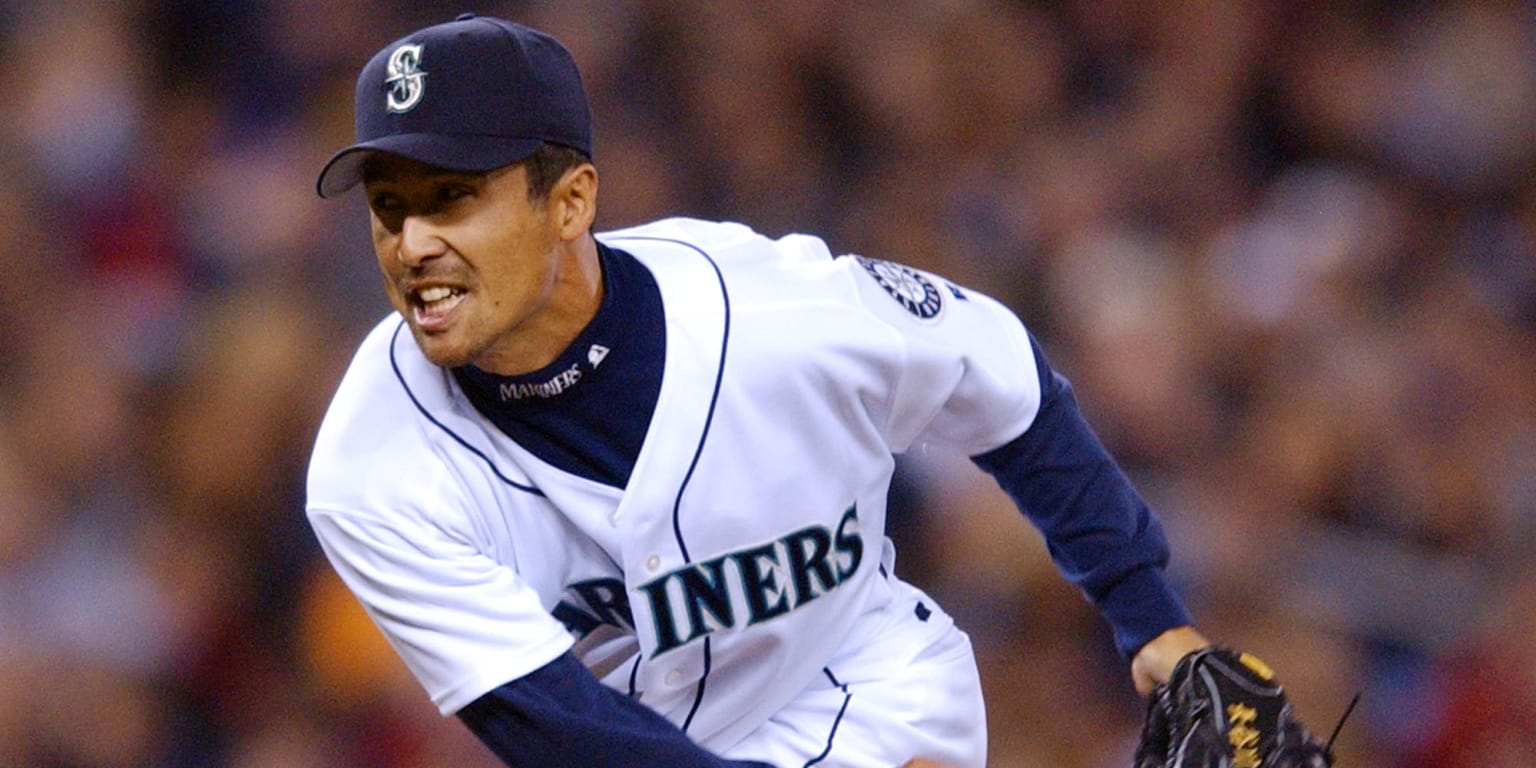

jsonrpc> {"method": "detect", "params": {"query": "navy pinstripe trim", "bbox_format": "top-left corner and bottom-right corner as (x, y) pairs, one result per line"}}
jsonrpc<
(682, 636), (715, 732)
(626, 654), (643, 699)
(805, 667), (853, 766)
(388, 320), (544, 496)
(606, 234), (731, 733)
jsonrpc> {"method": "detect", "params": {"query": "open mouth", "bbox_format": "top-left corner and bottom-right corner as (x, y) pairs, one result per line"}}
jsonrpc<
(411, 285), (466, 329)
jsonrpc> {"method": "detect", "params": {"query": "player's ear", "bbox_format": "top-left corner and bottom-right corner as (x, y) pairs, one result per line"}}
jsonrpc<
(552, 163), (598, 240)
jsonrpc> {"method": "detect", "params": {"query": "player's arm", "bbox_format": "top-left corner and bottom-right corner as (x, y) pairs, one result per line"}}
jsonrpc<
(457, 652), (772, 768)
(307, 508), (769, 767)
(969, 333), (1193, 662)
(846, 257), (1198, 679)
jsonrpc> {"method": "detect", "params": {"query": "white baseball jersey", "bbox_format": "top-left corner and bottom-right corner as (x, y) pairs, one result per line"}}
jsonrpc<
(307, 217), (1087, 766)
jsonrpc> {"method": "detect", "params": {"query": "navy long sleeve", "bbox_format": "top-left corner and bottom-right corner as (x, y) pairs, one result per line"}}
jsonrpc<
(971, 336), (1191, 658)
(457, 652), (772, 768)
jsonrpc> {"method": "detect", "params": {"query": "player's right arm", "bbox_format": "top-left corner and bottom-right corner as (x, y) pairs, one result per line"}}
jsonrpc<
(303, 324), (764, 767)
(308, 507), (771, 768)
(458, 653), (772, 767)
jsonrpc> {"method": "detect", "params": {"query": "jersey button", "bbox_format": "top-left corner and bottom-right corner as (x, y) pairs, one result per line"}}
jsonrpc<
(665, 669), (681, 685)
(646, 554), (661, 571)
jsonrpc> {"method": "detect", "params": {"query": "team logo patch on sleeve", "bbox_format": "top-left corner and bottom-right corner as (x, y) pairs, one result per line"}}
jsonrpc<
(855, 256), (944, 321)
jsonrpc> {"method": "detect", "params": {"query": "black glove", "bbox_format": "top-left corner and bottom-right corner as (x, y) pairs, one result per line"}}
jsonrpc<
(1134, 646), (1333, 768)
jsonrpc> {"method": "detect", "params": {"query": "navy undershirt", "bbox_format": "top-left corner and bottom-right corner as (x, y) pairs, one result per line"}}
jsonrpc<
(453, 242), (664, 489)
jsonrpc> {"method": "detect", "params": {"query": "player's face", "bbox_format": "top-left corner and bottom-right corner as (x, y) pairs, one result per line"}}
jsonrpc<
(362, 154), (593, 373)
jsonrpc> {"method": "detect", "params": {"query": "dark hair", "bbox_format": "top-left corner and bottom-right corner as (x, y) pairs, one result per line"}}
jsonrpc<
(356, 142), (589, 201)
(520, 142), (591, 201)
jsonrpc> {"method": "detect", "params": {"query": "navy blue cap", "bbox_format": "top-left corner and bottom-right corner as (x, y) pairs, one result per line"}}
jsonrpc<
(316, 14), (592, 198)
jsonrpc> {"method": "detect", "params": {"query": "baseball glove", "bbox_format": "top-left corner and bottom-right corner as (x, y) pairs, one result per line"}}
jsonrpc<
(1133, 646), (1334, 768)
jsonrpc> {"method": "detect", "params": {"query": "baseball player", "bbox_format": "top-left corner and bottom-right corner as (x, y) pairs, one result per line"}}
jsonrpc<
(307, 14), (1209, 768)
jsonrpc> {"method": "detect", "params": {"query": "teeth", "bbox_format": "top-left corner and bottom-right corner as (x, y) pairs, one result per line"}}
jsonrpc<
(419, 286), (454, 303)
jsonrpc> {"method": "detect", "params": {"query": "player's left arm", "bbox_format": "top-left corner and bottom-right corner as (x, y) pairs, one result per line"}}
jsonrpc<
(844, 257), (1199, 674)
(969, 332), (1194, 663)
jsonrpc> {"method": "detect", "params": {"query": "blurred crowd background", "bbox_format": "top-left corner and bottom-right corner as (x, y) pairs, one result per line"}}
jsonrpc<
(1, 0), (1533, 765)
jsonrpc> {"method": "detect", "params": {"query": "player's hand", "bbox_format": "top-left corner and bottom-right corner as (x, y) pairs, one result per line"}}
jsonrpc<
(1134, 646), (1336, 767)
(899, 760), (955, 768)
(1130, 625), (1211, 696)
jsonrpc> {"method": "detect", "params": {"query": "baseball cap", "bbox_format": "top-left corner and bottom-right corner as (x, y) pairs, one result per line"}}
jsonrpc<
(315, 14), (592, 198)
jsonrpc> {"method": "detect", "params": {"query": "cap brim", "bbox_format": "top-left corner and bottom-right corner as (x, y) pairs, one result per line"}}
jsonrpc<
(315, 133), (545, 198)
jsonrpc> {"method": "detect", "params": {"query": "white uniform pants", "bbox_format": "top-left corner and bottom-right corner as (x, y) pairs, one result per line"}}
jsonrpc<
(721, 581), (987, 768)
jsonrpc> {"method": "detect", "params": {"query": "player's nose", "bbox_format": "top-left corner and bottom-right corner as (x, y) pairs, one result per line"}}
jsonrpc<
(396, 215), (448, 266)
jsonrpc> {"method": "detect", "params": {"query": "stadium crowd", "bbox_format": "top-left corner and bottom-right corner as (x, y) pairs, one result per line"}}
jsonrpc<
(0, 1), (1532, 765)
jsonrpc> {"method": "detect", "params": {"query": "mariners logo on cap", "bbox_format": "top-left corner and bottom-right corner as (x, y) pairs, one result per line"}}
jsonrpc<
(856, 256), (944, 321)
(385, 43), (426, 113)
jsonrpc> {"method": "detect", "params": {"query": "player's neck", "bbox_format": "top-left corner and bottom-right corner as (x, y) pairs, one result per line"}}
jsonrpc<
(474, 235), (604, 376)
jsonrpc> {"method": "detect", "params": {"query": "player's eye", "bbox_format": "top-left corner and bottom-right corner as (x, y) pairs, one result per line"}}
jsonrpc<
(367, 192), (408, 234)
(436, 183), (472, 205)
(369, 192), (402, 214)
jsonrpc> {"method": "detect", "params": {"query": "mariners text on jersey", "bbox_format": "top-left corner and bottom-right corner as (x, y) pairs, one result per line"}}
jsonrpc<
(553, 505), (863, 657)
(640, 505), (862, 655)
(500, 364), (582, 400)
